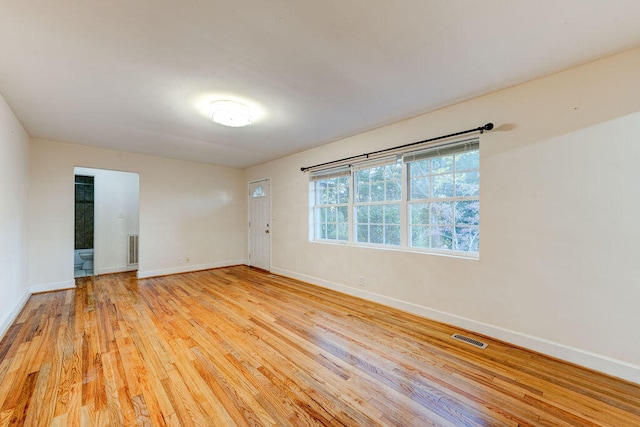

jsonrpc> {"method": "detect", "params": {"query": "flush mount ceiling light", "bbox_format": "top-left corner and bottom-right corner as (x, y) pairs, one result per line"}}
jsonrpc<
(207, 100), (253, 127)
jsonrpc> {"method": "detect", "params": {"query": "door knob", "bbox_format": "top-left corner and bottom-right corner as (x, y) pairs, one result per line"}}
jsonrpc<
(265, 229), (270, 234)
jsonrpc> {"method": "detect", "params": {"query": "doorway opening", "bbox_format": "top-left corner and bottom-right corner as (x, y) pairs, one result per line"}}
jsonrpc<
(74, 167), (140, 278)
(74, 174), (94, 277)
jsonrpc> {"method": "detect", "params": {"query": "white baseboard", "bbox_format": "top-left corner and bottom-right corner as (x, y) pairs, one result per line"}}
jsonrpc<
(271, 267), (640, 385)
(137, 259), (247, 279)
(0, 289), (31, 341)
(29, 279), (76, 294)
(97, 265), (138, 275)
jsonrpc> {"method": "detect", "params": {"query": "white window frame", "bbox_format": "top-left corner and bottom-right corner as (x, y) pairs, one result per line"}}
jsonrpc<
(309, 167), (351, 242)
(405, 142), (480, 256)
(352, 158), (403, 247)
(309, 138), (480, 258)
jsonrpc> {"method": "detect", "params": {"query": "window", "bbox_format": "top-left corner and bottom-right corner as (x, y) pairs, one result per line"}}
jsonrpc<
(310, 167), (350, 241)
(354, 160), (402, 245)
(406, 143), (479, 252)
(309, 138), (479, 257)
(252, 186), (266, 198)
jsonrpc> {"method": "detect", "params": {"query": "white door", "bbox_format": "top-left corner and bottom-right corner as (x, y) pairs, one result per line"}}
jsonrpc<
(249, 179), (271, 271)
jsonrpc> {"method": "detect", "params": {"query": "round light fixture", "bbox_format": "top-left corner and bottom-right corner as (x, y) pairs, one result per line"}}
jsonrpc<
(207, 100), (253, 127)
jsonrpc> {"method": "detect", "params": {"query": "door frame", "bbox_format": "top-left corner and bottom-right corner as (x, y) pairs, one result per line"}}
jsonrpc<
(74, 166), (141, 277)
(248, 177), (272, 271)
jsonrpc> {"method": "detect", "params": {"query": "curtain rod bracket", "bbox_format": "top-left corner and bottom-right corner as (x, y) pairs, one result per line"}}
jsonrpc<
(301, 122), (493, 172)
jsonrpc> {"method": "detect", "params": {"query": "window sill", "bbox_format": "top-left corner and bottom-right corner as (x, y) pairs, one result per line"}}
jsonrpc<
(310, 239), (479, 260)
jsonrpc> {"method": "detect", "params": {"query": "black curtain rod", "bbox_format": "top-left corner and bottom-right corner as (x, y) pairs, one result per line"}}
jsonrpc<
(300, 122), (494, 172)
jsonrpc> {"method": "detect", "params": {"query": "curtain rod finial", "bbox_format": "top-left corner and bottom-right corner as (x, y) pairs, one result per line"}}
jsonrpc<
(483, 123), (494, 131)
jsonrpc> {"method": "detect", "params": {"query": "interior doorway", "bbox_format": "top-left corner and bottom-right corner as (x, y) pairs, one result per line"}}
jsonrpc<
(249, 179), (271, 271)
(74, 167), (140, 277)
(74, 174), (95, 277)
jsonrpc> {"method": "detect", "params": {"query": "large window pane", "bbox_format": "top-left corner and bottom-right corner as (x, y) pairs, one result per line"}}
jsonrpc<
(357, 224), (368, 242)
(431, 202), (453, 225)
(370, 166), (385, 182)
(386, 180), (401, 200)
(326, 206), (336, 222)
(337, 205), (349, 222)
(370, 225), (383, 244)
(385, 225), (401, 245)
(319, 224), (327, 239)
(431, 226), (453, 250)
(410, 203), (429, 225)
(371, 183), (385, 202)
(326, 223), (337, 240)
(454, 201), (479, 226)
(411, 225), (429, 248)
(318, 185), (328, 205)
(411, 159), (430, 176)
(454, 227), (479, 252)
(432, 155), (453, 173)
(433, 174), (454, 198)
(338, 223), (349, 241)
(410, 177), (430, 199)
(319, 207), (327, 222)
(370, 205), (383, 223)
(357, 184), (369, 202)
(386, 163), (402, 179)
(356, 205), (368, 223)
(337, 176), (350, 203)
(455, 151), (479, 171)
(455, 171), (479, 197)
(384, 204), (400, 224)
(356, 169), (369, 183)
(326, 185), (337, 204)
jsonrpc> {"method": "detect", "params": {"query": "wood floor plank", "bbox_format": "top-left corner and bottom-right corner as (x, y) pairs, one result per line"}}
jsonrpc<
(131, 394), (152, 427)
(0, 266), (639, 426)
(0, 409), (13, 426)
(100, 350), (127, 426)
(22, 361), (52, 426)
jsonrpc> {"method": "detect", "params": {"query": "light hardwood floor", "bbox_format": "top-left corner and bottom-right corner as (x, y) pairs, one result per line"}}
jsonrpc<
(0, 266), (639, 426)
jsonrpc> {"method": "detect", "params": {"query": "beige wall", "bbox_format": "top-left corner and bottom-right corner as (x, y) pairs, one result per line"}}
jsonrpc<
(29, 140), (247, 288)
(246, 47), (640, 382)
(0, 93), (30, 337)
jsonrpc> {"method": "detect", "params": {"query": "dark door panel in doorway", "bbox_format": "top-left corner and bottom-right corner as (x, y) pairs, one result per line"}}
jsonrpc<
(74, 175), (94, 250)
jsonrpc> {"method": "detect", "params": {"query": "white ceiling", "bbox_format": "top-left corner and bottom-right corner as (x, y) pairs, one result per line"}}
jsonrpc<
(2, 1), (640, 168)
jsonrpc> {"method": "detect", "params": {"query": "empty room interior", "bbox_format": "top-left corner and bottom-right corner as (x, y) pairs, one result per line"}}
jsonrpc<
(2, 1), (640, 425)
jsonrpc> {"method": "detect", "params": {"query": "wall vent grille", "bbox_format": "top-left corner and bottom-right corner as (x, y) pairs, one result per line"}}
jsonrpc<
(452, 333), (488, 349)
(128, 234), (139, 265)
